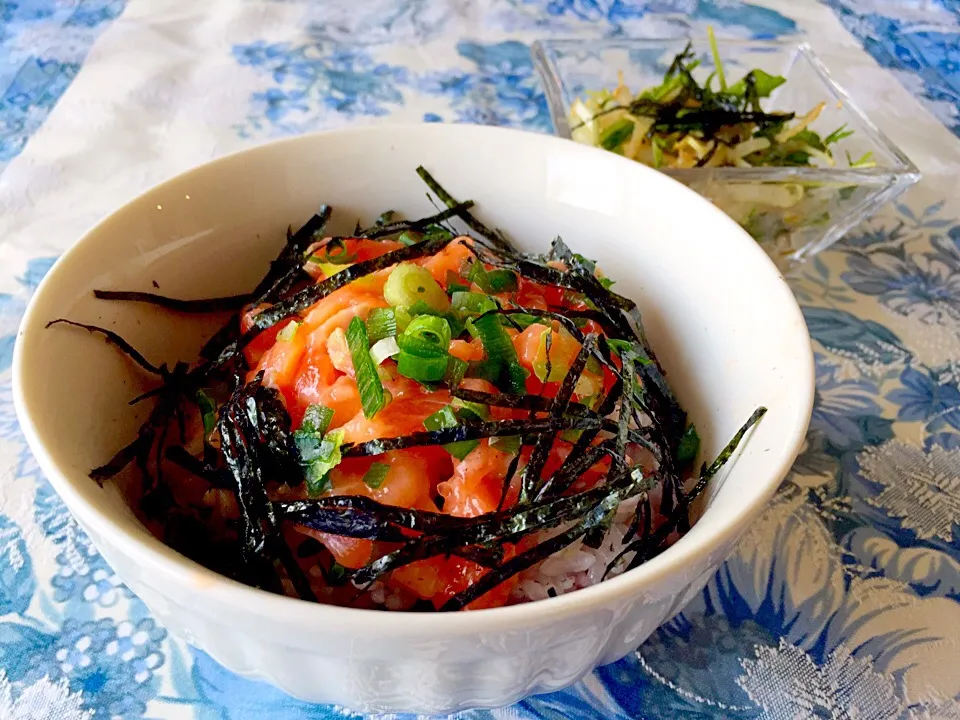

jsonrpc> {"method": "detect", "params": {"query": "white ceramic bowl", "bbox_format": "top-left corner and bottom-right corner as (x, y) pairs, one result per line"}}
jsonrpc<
(13, 124), (813, 714)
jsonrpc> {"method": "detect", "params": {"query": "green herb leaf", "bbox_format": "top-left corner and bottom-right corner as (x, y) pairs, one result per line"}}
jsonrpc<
(729, 69), (785, 98)
(467, 262), (518, 293)
(295, 428), (345, 496)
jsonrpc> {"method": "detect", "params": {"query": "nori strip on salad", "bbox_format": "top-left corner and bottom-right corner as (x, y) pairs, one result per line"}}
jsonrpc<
(49, 167), (766, 610)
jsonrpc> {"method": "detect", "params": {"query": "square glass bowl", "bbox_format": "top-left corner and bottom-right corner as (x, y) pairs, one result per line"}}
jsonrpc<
(532, 38), (920, 271)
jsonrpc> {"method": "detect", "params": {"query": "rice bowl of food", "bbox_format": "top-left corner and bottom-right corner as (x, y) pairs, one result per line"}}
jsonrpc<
(13, 123), (813, 713)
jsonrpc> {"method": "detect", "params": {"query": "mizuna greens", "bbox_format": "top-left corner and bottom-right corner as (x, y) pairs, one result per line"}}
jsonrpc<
(50, 168), (765, 611)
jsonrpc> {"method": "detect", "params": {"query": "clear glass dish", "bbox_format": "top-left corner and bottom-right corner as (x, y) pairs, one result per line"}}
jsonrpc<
(532, 38), (921, 271)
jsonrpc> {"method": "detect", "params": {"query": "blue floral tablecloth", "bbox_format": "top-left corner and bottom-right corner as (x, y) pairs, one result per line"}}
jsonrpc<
(0, 1), (958, 718)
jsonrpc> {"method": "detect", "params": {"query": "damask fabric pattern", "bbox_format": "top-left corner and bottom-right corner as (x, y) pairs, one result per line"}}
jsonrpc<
(0, 1), (957, 718)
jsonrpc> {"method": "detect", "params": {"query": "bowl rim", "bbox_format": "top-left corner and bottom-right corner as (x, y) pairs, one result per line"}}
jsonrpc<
(13, 122), (815, 637)
(531, 36), (921, 182)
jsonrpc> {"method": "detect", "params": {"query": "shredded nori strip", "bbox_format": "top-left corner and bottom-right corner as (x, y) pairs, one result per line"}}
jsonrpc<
(439, 475), (645, 611)
(46, 319), (165, 375)
(358, 201), (474, 240)
(254, 205), (332, 304)
(92, 290), (251, 313)
(415, 166), (513, 254)
(348, 468), (657, 587)
(341, 415), (605, 458)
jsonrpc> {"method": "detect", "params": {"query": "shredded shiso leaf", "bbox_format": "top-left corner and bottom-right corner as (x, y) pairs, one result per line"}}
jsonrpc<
(49, 167), (766, 610)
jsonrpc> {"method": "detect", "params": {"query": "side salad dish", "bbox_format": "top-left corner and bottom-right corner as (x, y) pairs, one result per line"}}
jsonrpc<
(51, 168), (764, 612)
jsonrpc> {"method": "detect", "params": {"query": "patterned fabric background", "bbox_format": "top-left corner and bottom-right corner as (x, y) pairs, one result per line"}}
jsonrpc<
(0, 0), (958, 718)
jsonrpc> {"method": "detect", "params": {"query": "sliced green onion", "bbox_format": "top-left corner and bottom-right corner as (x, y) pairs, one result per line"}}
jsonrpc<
(468, 313), (513, 363)
(300, 404), (334, 435)
(489, 434), (521, 454)
(466, 358), (501, 384)
(366, 308), (397, 343)
(444, 356), (468, 387)
(406, 300), (465, 337)
(346, 316), (387, 419)
(370, 336), (400, 366)
(505, 362), (530, 394)
(424, 406), (479, 460)
(394, 306), (412, 334)
(452, 291), (498, 320)
(195, 389), (217, 437)
(277, 320), (300, 342)
(503, 313), (540, 330)
(397, 352), (448, 382)
(451, 397), (489, 420)
(468, 313), (528, 394)
(397, 231), (422, 246)
(607, 339), (634, 356)
(362, 462), (391, 489)
(317, 238), (358, 265)
(446, 270), (470, 294)
(384, 263), (450, 312)
(423, 405), (456, 430)
(398, 315), (452, 356)
(467, 262), (518, 293)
